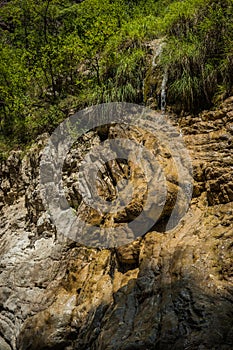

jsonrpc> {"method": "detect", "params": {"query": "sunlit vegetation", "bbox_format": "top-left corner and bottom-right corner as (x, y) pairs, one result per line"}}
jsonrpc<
(0, 0), (232, 149)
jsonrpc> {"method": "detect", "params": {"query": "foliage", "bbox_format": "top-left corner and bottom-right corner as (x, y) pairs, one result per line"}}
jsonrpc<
(160, 0), (233, 111)
(0, 0), (232, 149)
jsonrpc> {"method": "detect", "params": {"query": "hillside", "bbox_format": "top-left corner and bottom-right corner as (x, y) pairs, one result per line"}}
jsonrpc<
(0, 0), (233, 149)
(0, 1), (233, 349)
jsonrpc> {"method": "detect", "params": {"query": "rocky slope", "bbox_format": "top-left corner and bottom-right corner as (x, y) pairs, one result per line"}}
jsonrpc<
(0, 98), (232, 350)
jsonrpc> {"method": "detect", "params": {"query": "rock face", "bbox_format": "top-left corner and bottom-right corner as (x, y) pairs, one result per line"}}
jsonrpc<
(0, 98), (233, 350)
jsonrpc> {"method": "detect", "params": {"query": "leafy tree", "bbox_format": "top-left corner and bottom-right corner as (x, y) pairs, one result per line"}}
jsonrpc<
(0, 0), (232, 151)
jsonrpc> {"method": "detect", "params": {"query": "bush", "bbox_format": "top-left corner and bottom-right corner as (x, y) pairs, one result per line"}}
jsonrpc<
(160, 0), (233, 111)
(0, 0), (232, 149)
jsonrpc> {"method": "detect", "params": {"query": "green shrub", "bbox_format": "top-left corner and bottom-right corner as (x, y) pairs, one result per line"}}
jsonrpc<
(160, 0), (233, 111)
(0, 0), (232, 150)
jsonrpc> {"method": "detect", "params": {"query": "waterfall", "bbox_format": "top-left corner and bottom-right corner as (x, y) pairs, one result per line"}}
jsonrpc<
(145, 38), (168, 111)
(152, 41), (164, 68)
(161, 69), (168, 113)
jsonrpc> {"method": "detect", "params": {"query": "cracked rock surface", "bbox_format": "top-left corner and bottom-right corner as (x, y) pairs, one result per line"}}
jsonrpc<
(0, 98), (233, 350)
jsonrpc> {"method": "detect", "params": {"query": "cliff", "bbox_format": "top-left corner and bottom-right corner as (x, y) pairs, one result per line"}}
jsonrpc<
(0, 98), (233, 350)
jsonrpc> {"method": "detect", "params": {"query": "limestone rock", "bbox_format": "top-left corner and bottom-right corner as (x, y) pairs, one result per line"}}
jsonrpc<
(0, 99), (232, 349)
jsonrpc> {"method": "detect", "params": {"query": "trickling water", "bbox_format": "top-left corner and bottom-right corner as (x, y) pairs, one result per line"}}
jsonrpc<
(145, 38), (168, 110)
(152, 41), (164, 68)
(161, 69), (168, 113)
